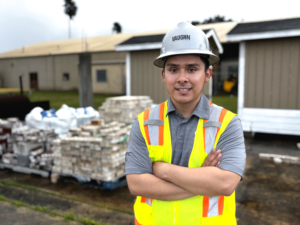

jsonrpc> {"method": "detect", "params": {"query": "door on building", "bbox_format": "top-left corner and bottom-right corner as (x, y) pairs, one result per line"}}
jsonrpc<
(29, 73), (38, 89)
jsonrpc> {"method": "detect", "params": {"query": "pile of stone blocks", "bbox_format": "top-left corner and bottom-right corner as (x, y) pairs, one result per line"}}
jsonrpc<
(98, 96), (153, 123)
(0, 118), (58, 171)
(0, 118), (24, 156)
(52, 122), (131, 181)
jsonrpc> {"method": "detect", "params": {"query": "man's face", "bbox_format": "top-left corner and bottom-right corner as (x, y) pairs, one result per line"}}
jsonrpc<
(162, 54), (212, 107)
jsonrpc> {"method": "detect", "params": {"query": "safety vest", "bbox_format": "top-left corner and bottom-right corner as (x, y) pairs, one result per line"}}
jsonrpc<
(134, 100), (237, 225)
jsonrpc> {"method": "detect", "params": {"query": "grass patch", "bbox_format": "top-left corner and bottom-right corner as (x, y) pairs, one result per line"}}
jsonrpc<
(212, 95), (238, 114)
(3, 197), (102, 225)
(32, 205), (59, 216)
(27, 90), (120, 110)
(64, 213), (104, 225)
(0, 195), (6, 201)
(0, 179), (133, 215)
(79, 217), (103, 225)
(64, 212), (76, 221)
(12, 200), (27, 207)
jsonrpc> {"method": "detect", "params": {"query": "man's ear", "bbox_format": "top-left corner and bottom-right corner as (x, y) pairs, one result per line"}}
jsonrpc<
(204, 67), (212, 83)
(162, 70), (166, 83)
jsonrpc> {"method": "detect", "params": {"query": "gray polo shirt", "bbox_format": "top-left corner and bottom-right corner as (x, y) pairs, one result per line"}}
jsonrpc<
(125, 94), (246, 178)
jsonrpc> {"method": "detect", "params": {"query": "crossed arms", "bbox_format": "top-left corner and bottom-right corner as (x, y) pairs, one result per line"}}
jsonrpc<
(127, 149), (241, 201)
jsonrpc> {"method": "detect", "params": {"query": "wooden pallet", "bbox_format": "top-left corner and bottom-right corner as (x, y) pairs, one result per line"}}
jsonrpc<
(52, 172), (127, 190)
(0, 162), (50, 178)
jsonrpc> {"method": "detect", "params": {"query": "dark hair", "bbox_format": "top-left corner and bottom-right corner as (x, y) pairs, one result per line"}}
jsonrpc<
(163, 54), (210, 72)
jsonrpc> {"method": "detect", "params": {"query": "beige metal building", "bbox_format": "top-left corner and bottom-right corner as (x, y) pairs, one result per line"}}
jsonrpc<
(0, 22), (236, 101)
(0, 31), (165, 94)
(227, 17), (300, 135)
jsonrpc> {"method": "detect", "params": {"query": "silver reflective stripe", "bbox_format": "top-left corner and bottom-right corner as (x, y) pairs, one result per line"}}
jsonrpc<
(205, 104), (223, 216)
(145, 198), (152, 206)
(207, 196), (219, 217)
(148, 105), (161, 145)
(144, 119), (164, 126)
(205, 104), (223, 154)
(203, 121), (222, 128)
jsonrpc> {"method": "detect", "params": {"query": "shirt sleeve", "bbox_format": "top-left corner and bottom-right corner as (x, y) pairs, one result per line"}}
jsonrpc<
(216, 116), (246, 178)
(125, 118), (153, 175)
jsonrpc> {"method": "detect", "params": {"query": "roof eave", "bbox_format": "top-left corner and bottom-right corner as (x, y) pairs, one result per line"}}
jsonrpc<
(116, 29), (224, 54)
(227, 29), (300, 42)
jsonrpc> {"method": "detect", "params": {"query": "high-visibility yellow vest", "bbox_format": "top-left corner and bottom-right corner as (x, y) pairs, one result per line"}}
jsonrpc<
(134, 100), (237, 225)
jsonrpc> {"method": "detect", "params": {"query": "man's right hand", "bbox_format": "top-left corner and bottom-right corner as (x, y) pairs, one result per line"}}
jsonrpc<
(202, 149), (222, 167)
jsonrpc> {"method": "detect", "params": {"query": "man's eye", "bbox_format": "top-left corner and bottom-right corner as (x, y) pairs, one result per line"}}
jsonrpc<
(169, 68), (177, 72)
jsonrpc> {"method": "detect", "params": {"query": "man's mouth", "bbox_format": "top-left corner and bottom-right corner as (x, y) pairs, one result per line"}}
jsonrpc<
(175, 88), (192, 93)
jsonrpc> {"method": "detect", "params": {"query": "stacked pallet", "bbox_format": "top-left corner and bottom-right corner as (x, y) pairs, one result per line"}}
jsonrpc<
(52, 122), (131, 181)
(98, 96), (153, 123)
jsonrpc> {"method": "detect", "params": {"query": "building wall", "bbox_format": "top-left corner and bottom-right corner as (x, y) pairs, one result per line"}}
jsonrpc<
(131, 50), (169, 103)
(91, 51), (126, 94)
(92, 64), (125, 94)
(0, 54), (79, 90)
(0, 51), (127, 93)
(244, 37), (300, 109)
(130, 50), (211, 104)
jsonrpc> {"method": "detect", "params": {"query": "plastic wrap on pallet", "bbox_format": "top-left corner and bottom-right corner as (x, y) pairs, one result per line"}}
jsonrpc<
(98, 96), (153, 124)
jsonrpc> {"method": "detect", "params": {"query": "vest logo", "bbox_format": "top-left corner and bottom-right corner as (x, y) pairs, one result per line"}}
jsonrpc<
(172, 34), (190, 42)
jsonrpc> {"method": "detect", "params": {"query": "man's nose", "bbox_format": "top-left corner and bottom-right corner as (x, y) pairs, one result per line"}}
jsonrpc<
(177, 70), (188, 83)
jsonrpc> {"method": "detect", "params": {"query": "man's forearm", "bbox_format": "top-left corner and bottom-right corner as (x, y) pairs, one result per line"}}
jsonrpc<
(126, 173), (195, 201)
(153, 163), (240, 197)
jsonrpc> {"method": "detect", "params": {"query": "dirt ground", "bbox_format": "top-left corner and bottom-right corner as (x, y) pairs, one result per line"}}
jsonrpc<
(0, 133), (300, 225)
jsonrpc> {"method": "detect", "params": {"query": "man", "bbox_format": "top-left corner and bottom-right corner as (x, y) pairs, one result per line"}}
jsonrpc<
(125, 22), (246, 225)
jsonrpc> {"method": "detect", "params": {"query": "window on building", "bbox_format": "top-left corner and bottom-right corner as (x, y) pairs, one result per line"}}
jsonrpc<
(63, 73), (70, 81)
(96, 70), (107, 83)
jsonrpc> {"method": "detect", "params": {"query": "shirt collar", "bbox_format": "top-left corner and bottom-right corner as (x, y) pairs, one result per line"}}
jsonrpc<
(166, 93), (210, 120)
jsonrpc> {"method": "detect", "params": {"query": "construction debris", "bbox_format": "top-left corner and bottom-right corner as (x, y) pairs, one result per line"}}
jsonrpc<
(259, 153), (300, 165)
(98, 96), (153, 123)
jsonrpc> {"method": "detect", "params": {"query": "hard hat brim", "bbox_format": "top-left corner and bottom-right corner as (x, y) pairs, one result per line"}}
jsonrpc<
(153, 50), (220, 68)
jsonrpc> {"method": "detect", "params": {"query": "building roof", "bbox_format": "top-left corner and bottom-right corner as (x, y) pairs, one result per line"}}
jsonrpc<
(0, 30), (168, 59)
(0, 21), (236, 59)
(118, 34), (166, 46)
(115, 29), (224, 54)
(117, 30), (211, 46)
(228, 18), (300, 35)
(227, 17), (300, 41)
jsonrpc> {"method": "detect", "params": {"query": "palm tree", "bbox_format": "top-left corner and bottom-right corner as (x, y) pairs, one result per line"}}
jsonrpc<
(64, 0), (78, 39)
(112, 22), (122, 34)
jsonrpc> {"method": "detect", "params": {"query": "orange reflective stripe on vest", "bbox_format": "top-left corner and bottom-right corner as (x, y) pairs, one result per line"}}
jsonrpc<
(202, 196), (209, 217)
(144, 109), (150, 145)
(215, 108), (227, 142)
(159, 103), (165, 146)
(135, 217), (142, 225)
(216, 108), (227, 216)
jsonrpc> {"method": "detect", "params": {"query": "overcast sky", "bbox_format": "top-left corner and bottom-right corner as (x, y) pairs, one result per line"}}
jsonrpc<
(1, 0), (300, 53)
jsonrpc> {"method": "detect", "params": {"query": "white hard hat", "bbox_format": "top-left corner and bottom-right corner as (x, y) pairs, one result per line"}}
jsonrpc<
(154, 22), (220, 68)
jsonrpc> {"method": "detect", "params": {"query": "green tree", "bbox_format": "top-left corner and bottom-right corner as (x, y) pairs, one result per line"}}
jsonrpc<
(191, 15), (232, 25)
(64, 0), (78, 39)
(112, 22), (122, 34)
